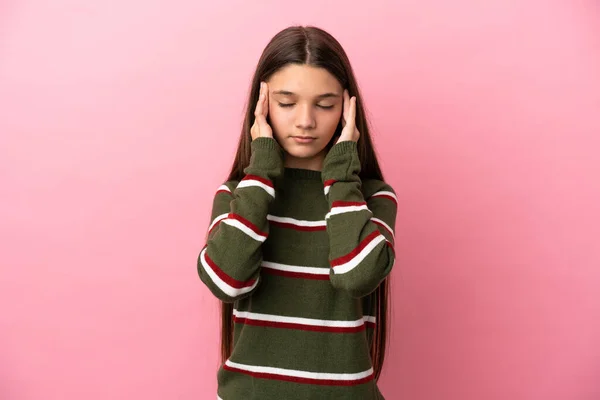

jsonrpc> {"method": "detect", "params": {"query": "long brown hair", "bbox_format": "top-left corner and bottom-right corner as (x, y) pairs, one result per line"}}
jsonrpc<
(221, 25), (390, 381)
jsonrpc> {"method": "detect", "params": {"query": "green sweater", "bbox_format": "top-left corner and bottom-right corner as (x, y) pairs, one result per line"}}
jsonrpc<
(198, 137), (397, 399)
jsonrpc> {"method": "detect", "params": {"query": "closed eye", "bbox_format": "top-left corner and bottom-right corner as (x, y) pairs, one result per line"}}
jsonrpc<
(277, 102), (335, 110)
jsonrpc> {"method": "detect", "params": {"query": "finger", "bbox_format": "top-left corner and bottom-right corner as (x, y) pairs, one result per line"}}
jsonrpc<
(343, 89), (350, 121)
(255, 82), (264, 117)
(349, 96), (356, 126)
(341, 90), (349, 127)
(256, 114), (266, 131)
(262, 82), (269, 117)
(259, 83), (269, 134)
(347, 97), (357, 138)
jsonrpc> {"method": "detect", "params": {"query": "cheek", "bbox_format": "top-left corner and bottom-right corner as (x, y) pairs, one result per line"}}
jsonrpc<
(318, 110), (342, 134)
(268, 107), (291, 135)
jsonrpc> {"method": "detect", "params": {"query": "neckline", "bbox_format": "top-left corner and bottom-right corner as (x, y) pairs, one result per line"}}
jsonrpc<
(283, 167), (322, 181)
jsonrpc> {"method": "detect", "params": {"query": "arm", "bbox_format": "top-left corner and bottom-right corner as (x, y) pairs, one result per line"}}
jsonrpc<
(322, 140), (397, 298)
(197, 137), (284, 302)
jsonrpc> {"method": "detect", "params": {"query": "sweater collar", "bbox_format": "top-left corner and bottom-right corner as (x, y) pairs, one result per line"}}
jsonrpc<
(282, 167), (322, 181)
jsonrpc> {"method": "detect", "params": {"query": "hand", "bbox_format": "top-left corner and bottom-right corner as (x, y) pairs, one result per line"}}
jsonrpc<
(250, 81), (273, 140)
(336, 89), (360, 144)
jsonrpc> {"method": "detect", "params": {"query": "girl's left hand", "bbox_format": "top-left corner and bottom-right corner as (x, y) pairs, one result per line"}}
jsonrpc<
(336, 89), (360, 144)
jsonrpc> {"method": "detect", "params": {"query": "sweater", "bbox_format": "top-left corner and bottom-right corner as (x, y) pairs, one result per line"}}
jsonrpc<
(198, 137), (397, 400)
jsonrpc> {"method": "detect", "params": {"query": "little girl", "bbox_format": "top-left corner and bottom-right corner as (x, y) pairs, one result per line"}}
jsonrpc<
(198, 25), (397, 399)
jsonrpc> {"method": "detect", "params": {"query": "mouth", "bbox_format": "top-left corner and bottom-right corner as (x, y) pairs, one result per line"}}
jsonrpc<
(291, 135), (317, 144)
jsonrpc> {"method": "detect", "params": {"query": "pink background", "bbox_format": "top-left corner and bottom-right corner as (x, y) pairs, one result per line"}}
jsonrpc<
(1, 1), (599, 399)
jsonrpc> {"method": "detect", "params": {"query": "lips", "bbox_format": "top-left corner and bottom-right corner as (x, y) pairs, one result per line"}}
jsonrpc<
(292, 136), (316, 144)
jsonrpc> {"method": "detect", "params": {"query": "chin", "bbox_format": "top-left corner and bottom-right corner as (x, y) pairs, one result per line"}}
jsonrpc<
(282, 146), (320, 159)
(280, 140), (328, 158)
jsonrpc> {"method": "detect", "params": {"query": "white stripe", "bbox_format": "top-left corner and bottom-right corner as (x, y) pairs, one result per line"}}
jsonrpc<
(267, 215), (326, 228)
(222, 218), (267, 242)
(217, 396), (223, 400)
(333, 234), (386, 275)
(370, 217), (395, 239)
(325, 204), (371, 219)
(237, 180), (275, 198)
(217, 185), (231, 193)
(261, 261), (330, 276)
(324, 186), (331, 195)
(208, 213), (228, 232)
(233, 309), (366, 328)
(199, 248), (259, 298)
(371, 190), (397, 203)
(225, 360), (373, 382)
(363, 316), (376, 324)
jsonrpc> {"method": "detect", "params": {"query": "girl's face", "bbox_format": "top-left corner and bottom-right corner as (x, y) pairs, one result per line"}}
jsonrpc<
(266, 64), (343, 170)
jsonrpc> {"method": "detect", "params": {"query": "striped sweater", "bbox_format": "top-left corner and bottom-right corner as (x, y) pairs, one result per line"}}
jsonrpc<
(198, 137), (397, 399)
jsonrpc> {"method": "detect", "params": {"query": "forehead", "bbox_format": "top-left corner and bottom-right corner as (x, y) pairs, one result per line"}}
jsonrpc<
(268, 64), (342, 95)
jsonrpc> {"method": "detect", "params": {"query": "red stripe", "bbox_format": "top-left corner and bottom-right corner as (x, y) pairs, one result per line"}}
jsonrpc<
(330, 231), (382, 268)
(386, 240), (396, 255)
(223, 365), (374, 386)
(268, 220), (326, 232)
(371, 193), (397, 205)
(208, 219), (224, 235)
(242, 174), (273, 188)
(228, 213), (268, 238)
(372, 219), (394, 239)
(324, 179), (337, 187)
(263, 268), (330, 280)
(331, 200), (367, 208)
(365, 321), (376, 328)
(203, 251), (257, 289)
(232, 317), (366, 333)
(216, 189), (232, 196)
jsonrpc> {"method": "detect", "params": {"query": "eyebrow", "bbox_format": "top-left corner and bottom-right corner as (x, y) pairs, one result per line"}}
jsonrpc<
(272, 90), (340, 99)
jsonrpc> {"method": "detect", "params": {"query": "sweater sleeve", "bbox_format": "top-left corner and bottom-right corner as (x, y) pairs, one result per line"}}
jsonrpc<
(197, 137), (284, 302)
(321, 140), (397, 298)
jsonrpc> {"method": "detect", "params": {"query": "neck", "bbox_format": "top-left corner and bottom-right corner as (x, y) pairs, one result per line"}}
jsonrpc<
(283, 149), (327, 171)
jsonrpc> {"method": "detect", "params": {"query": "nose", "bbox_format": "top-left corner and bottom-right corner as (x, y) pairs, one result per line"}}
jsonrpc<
(295, 103), (316, 130)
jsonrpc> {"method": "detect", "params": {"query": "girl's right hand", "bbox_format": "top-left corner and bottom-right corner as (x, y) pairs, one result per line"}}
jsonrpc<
(250, 82), (273, 140)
